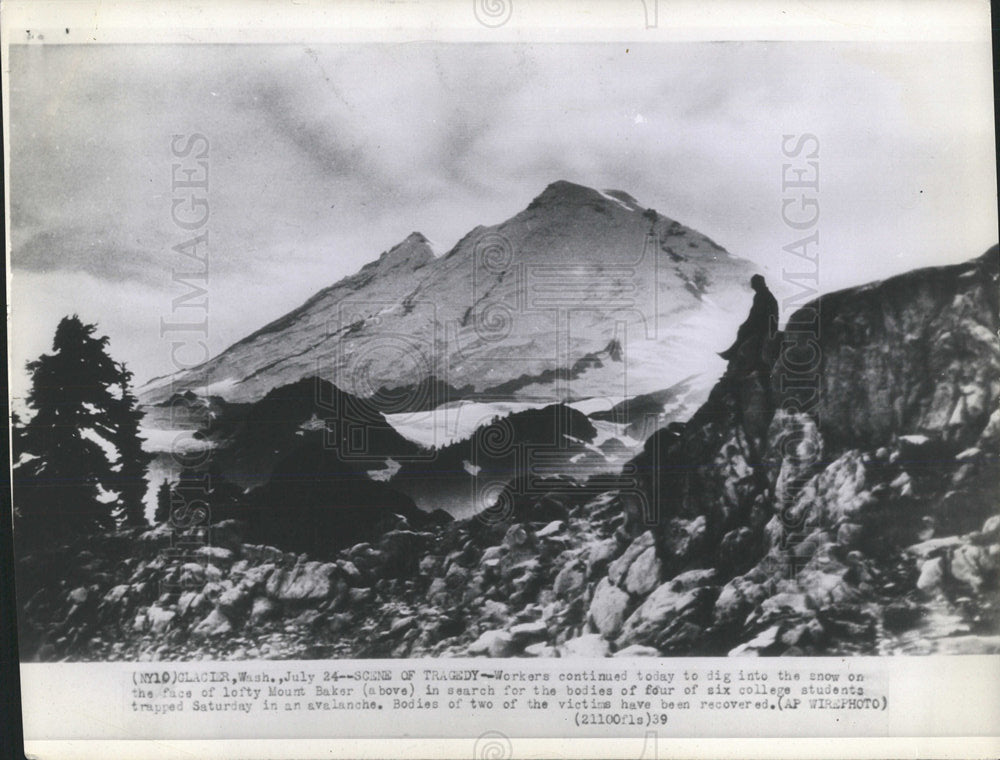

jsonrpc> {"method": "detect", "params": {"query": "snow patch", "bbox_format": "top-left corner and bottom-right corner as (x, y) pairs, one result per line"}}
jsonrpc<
(598, 190), (634, 211)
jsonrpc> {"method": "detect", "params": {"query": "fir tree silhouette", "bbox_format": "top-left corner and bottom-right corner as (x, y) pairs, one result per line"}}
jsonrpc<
(109, 363), (153, 527)
(14, 316), (152, 542)
(154, 478), (174, 525)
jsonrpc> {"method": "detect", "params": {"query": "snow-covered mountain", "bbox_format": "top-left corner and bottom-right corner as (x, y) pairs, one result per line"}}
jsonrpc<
(139, 181), (759, 423)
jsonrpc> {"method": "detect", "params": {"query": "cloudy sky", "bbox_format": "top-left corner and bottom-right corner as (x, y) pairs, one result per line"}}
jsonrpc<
(7, 41), (997, 399)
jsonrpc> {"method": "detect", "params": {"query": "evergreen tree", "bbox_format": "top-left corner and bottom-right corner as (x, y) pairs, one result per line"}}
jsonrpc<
(154, 478), (174, 525)
(14, 316), (151, 541)
(109, 364), (153, 527)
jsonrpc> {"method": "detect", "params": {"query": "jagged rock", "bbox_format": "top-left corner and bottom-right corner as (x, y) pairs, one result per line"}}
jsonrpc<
(480, 600), (510, 624)
(608, 531), (655, 587)
(779, 618), (825, 649)
(760, 592), (811, 617)
(177, 563), (206, 586)
(146, 606), (176, 634)
(503, 524), (533, 549)
(480, 545), (504, 565)
(265, 560), (339, 601)
(624, 546), (662, 596)
(890, 472), (911, 490)
(979, 409), (1000, 450)
(713, 573), (770, 628)
(217, 584), (253, 616)
(176, 591), (199, 618)
(782, 451), (872, 536)
(536, 520), (565, 538)
(612, 644), (660, 657)
(949, 544), (997, 591)
(193, 545), (236, 564)
(242, 544), (294, 565)
(908, 536), (964, 559)
(728, 624), (782, 656)
(956, 447), (981, 462)
(982, 514), (1000, 539)
(426, 577), (448, 605)
(586, 538), (619, 578)
(588, 577), (630, 639)
(347, 587), (374, 604)
(444, 563), (470, 589)
(337, 560), (364, 584)
(468, 630), (515, 657)
(616, 585), (715, 649)
(770, 412), (824, 508)
(659, 516), (707, 573)
(524, 642), (559, 657)
(192, 609), (233, 637)
(249, 597), (278, 625)
(836, 522), (864, 548)
(553, 559), (587, 600)
(560, 634), (610, 657)
(716, 527), (756, 575)
(510, 620), (548, 645)
(916, 557), (945, 594)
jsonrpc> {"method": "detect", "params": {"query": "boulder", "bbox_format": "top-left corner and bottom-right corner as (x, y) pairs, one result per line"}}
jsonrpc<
(249, 596), (278, 626)
(146, 606), (176, 634)
(265, 560), (339, 601)
(586, 538), (620, 577)
(217, 584), (253, 616)
(193, 545), (235, 564)
(616, 584), (715, 649)
(536, 520), (565, 538)
(467, 630), (515, 658)
(624, 546), (662, 596)
(510, 620), (549, 646)
(713, 574), (769, 628)
(588, 578), (630, 639)
(612, 644), (660, 657)
(480, 600), (510, 624)
(553, 560), (587, 600)
(659, 516), (707, 572)
(338, 560), (365, 584)
(916, 557), (945, 595)
(560, 634), (610, 657)
(608, 531), (655, 587)
(192, 609), (233, 637)
(523, 642), (559, 657)
(728, 624), (782, 656)
(949, 544), (997, 591)
(716, 527), (756, 575)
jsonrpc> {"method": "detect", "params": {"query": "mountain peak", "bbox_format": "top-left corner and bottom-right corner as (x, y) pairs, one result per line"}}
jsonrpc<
(377, 231), (435, 269)
(527, 180), (646, 215)
(529, 180), (604, 207)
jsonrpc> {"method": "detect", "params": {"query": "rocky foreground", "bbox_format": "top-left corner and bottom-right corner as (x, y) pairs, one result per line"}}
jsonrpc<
(14, 428), (999, 661)
(15, 248), (1000, 661)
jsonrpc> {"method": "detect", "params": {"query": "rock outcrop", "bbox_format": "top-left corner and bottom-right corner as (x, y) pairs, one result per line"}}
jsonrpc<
(16, 249), (999, 660)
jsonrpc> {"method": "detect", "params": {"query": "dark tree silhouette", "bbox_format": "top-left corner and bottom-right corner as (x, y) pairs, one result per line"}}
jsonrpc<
(13, 316), (152, 542)
(154, 478), (174, 525)
(108, 364), (153, 527)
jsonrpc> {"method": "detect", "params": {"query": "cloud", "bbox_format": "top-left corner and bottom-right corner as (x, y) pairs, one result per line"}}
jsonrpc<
(7, 41), (997, 389)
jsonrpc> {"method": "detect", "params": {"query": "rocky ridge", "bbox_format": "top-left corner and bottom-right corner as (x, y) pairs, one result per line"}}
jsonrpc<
(16, 249), (1000, 660)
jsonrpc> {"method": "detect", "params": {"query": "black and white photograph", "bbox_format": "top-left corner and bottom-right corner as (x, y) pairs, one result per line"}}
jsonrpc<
(3, 0), (999, 756)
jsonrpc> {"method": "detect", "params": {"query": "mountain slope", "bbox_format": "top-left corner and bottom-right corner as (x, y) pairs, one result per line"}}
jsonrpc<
(139, 181), (757, 417)
(16, 248), (1000, 661)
